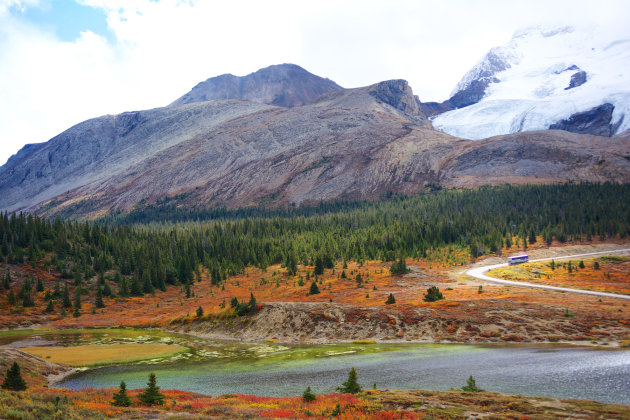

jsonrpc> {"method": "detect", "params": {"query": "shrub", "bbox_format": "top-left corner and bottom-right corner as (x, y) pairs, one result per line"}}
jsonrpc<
(424, 286), (444, 302)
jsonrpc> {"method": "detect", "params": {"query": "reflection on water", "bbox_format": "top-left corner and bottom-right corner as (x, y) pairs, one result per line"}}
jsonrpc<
(57, 338), (630, 404)
(3, 330), (628, 404)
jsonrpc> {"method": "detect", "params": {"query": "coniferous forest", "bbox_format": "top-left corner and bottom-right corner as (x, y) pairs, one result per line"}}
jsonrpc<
(1, 183), (628, 297)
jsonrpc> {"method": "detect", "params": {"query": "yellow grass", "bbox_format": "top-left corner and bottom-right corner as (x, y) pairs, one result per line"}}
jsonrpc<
(22, 343), (186, 367)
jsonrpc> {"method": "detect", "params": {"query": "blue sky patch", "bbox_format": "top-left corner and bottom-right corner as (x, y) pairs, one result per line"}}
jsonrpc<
(16, 0), (114, 43)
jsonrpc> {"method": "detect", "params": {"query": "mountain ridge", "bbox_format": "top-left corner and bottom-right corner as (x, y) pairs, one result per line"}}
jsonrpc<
(2, 62), (630, 218)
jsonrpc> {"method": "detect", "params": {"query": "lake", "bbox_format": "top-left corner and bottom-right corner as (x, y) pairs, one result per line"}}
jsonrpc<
(45, 332), (630, 404)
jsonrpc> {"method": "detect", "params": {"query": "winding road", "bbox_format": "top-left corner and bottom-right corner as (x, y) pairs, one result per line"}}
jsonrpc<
(465, 249), (630, 300)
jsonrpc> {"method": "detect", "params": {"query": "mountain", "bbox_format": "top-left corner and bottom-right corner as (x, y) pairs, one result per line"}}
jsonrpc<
(427, 25), (630, 139)
(170, 63), (343, 107)
(1, 65), (630, 218)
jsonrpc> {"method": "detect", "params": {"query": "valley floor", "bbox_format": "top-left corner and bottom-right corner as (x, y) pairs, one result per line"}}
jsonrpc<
(1, 241), (629, 418)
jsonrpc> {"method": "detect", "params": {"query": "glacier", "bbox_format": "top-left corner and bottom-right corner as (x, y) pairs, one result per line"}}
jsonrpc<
(432, 25), (630, 139)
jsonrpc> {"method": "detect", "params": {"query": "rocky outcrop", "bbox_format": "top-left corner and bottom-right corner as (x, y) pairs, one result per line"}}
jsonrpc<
(368, 79), (421, 116)
(418, 79), (495, 117)
(170, 63), (342, 107)
(549, 103), (621, 136)
(565, 70), (587, 90)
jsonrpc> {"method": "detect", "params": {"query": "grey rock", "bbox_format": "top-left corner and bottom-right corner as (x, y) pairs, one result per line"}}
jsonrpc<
(170, 63), (342, 107)
(549, 103), (621, 136)
(565, 70), (587, 90)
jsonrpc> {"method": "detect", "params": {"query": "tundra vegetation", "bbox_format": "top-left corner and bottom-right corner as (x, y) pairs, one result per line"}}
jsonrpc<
(0, 183), (629, 418)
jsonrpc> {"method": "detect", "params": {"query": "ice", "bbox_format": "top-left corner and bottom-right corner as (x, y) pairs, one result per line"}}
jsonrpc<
(433, 25), (630, 138)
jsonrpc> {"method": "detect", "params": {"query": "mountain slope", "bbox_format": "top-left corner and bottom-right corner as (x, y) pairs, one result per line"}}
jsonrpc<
(1, 65), (630, 218)
(430, 25), (630, 139)
(170, 63), (342, 107)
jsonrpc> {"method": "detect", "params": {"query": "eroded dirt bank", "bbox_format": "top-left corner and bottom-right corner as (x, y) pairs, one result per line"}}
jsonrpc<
(175, 299), (629, 345)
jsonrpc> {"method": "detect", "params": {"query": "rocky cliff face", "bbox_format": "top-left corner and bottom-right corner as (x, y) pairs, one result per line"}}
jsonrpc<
(170, 63), (342, 107)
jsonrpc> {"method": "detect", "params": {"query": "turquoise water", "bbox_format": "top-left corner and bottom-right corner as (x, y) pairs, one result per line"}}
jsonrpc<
(57, 340), (630, 404)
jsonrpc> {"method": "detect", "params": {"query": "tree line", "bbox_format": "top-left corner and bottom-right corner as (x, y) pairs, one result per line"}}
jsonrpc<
(1, 183), (629, 298)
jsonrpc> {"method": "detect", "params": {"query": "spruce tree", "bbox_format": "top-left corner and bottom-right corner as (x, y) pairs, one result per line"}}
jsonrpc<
(36, 277), (44, 292)
(2, 362), (27, 391)
(3, 269), (10, 290)
(302, 386), (316, 402)
(461, 375), (482, 392)
(111, 381), (132, 406)
(196, 306), (203, 317)
(138, 373), (165, 405)
(73, 287), (81, 317)
(119, 276), (130, 297)
(309, 281), (320, 295)
(337, 367), (361, 394)
(385, 293), (396, 305)
(95, 286), (105, 308)
(45, 300), (55, 313)
(7, 290), (16, 306)
(103, 280), (113, 297)
(62, 283), (72, 308)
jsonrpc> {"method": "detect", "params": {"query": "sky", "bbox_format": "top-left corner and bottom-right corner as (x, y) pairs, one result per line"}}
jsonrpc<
(0, 0), (628, 165)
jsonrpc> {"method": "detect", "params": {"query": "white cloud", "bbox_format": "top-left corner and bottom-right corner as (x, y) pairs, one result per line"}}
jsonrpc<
(0, 0), (629, 165)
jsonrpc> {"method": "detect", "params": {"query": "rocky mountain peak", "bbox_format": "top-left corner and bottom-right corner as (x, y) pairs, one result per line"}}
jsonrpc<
(170, 63), (343, 108)
(368, 79), (421, 116)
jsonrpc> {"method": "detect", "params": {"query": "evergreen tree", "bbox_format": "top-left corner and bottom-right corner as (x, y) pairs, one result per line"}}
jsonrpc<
(461, 375), (482, 392)
(118, 276), (130, 297)
(3, 269), (10, 290)
(130, 276), (143, 297)
(594, 261), (600, 270)
(528, 229), (537, 245)
(36, 277), (44, 292)
(103, 280), (114, 297)
(336, 367), (361, 394)
(22, 289), (34, 307)
(196, 306), (204, 317)
(111, 381), (132, 406)
(230, 296), (239, 308)
(1, 362), (27, 391)
(385, 293), (396, 305)
(7, 289), (16, 306)
(45, 300), (55, 313)
(389, 257), (408, 275)
(138, 373), (165, 405)
(285, 253), (298, 276)
(248, 293), (257, 312)
(309, 281), (320, 295)
(73, 287), (81, 317)
(314, 256), (324, 275)
(62, 283), (72, 308)
(423, 286), (444, 302)
(95, 286), (105, 308)
(302, 386), (316, 402)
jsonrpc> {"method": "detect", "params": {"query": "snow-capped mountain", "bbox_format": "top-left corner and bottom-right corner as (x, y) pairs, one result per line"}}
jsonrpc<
(432, 25), (630, 139)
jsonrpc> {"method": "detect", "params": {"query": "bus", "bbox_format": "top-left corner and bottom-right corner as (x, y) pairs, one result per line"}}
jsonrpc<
(508, 254), (529, 265)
